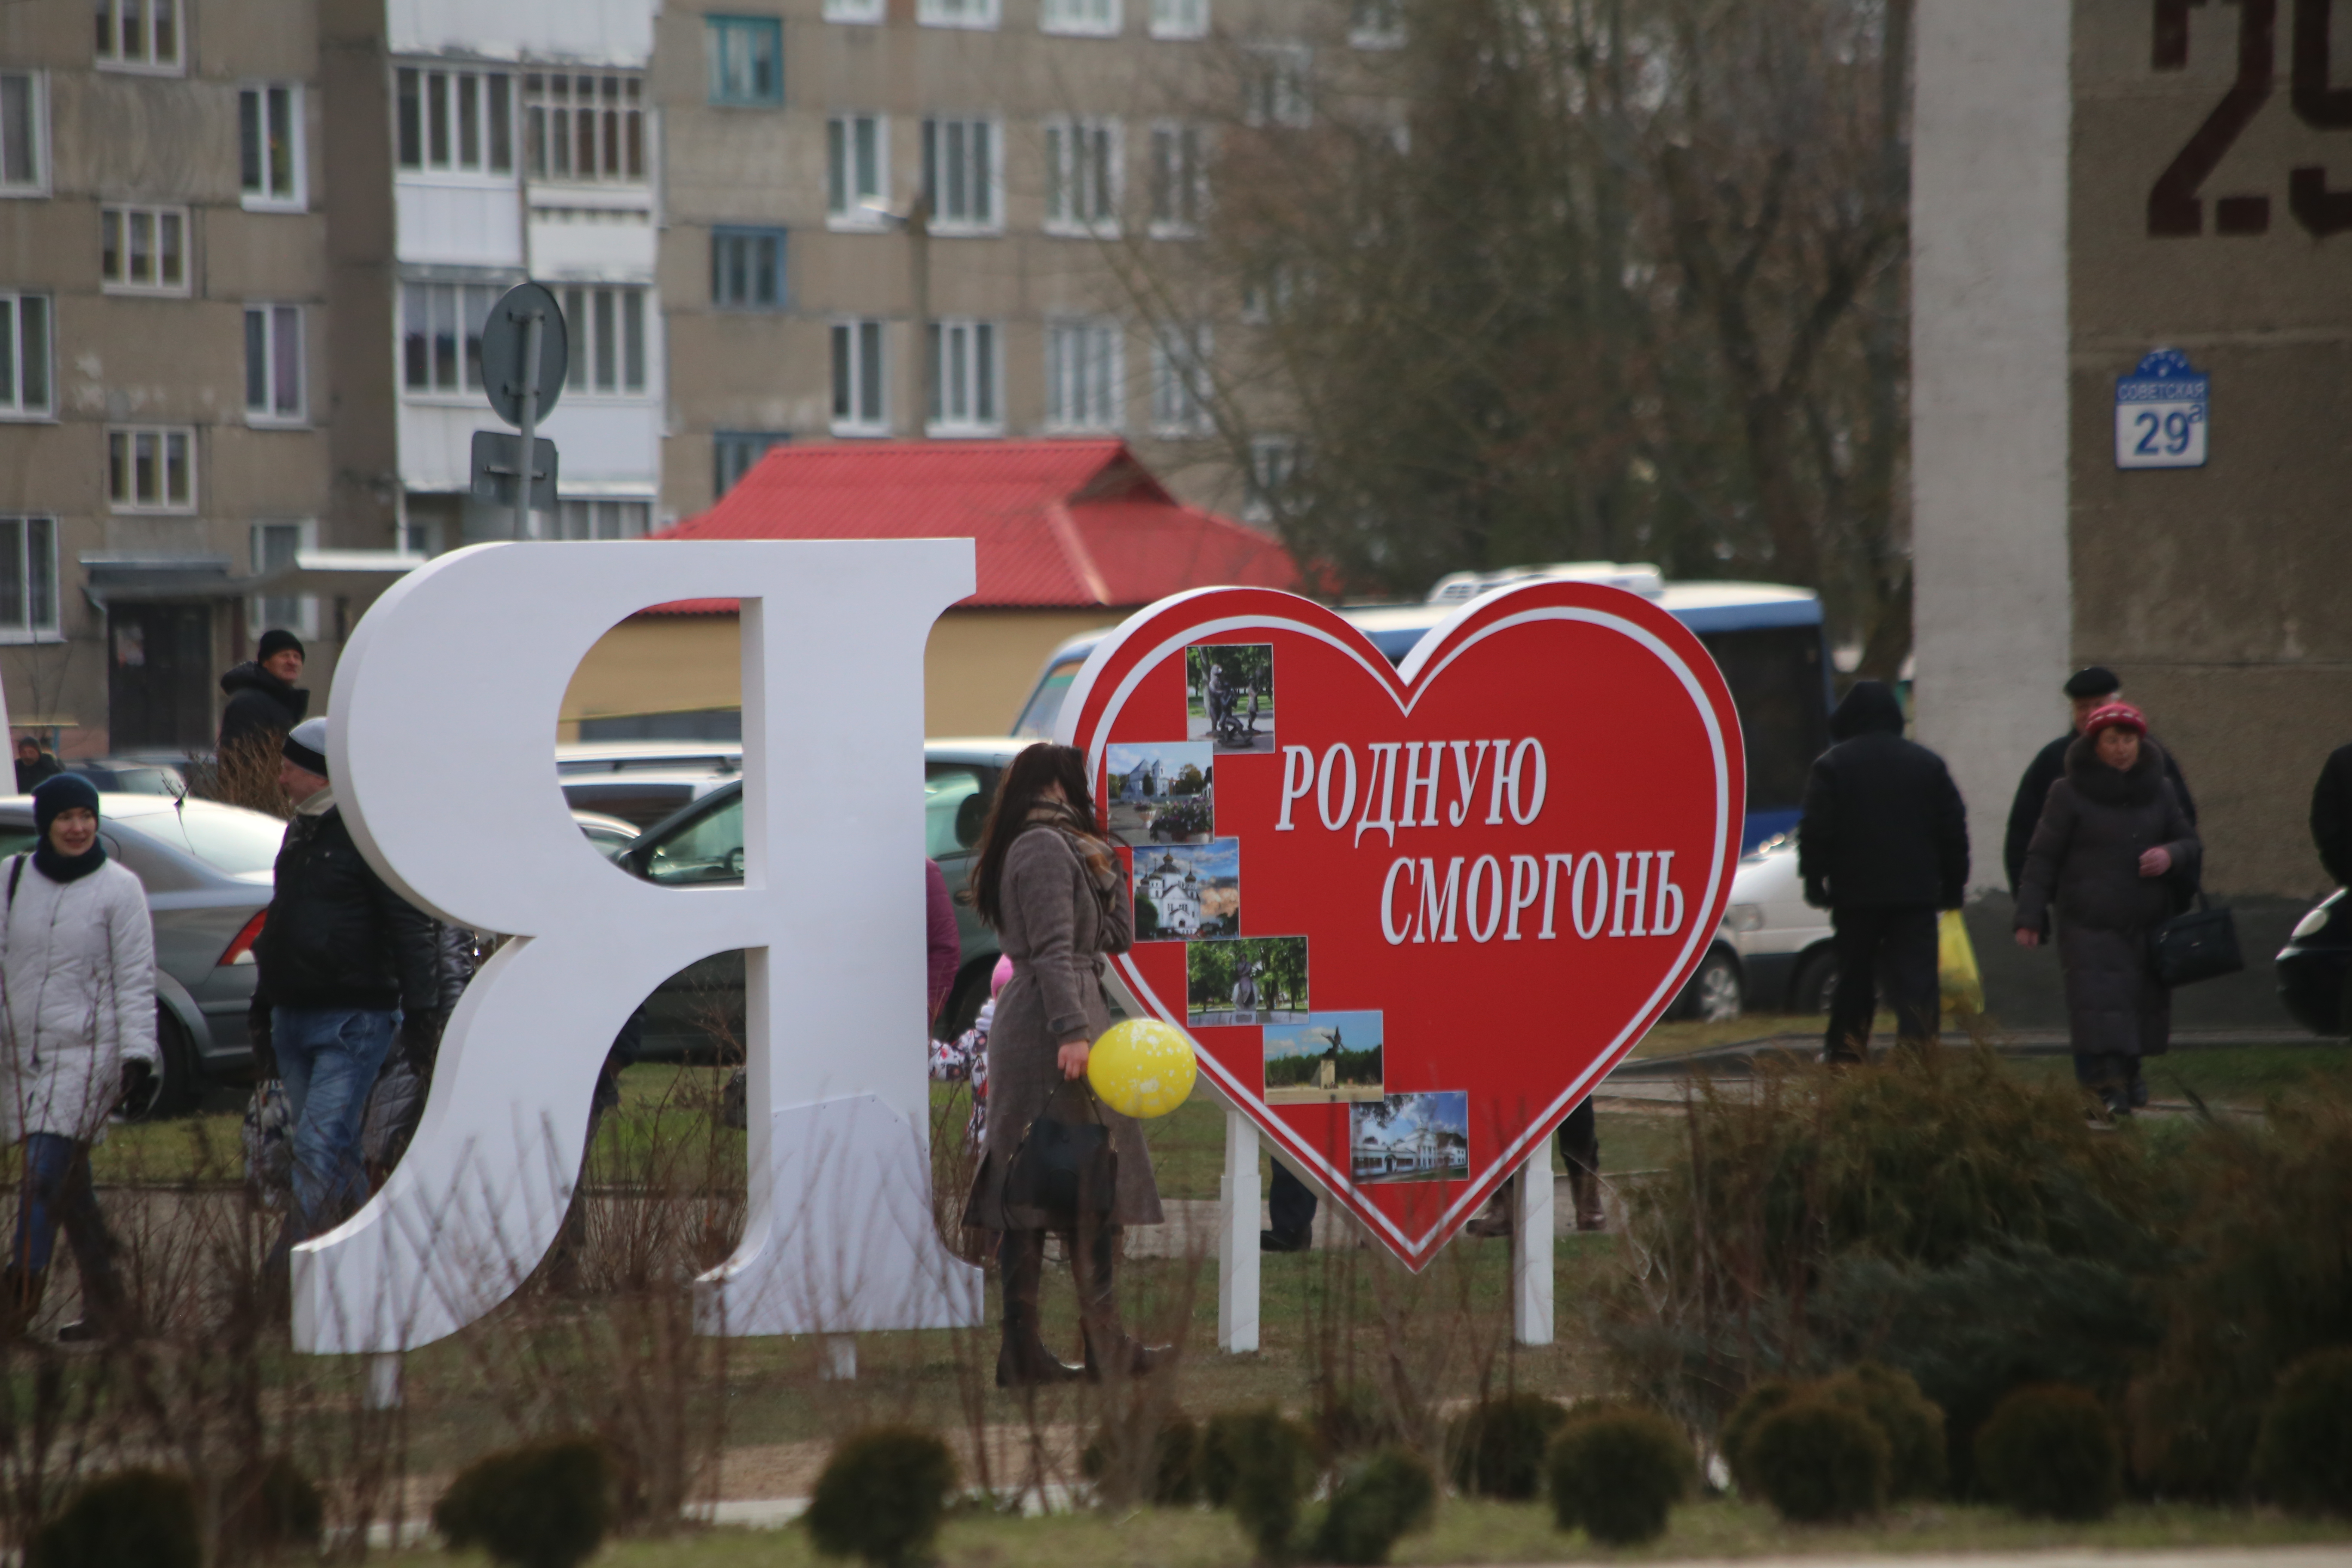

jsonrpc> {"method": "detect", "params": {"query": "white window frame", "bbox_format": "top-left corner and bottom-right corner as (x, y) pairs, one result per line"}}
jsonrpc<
(1044, 318), (1123, 433)
(244, 303), (306, 426)
(560, 285), (654, 399)
(824, 0), (885, 20)
(1041, 0), (1121, 37)
(525, 70), (646, 185)
(1148, 121), (1206, 238)
(927, 319), (1002, 435)
(1348, 0), (1405, 49)
(917, 0), (1000, 29)
(397, 66), (516, 178)
(94, 0), (183, 74)
(1043, 116), (1122, 238)
(99, 203), (190, 296)
(1148, 0), (1209, 40)
(0, 72), (49, 197)
(1246, 435), (1300, 523)
(250, 520), (318, 640)
(107, 425), (198, 514)
(922, 115), (1003, 236)
(831, 318), (890, 435)
(827, 113), (890, 229)
(1243, 43), (1313, 129)
(0, 292), (52, 420)
(400, 280), (508, 398)
(239, 83), (306, 211)
(1149, 322), (1214, 438)
(548, 499), (652, 541)
(0, 516), (60, 643)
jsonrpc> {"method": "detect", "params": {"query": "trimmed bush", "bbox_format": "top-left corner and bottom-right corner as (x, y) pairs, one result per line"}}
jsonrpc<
(2252, 1347), (2352, 1516)
(27, 1469), (201, 1568)
(434, 1437), (611, 1568)
(1312, 1381), (1397, 1461)
(1447, 1390), (1569, 1499)
(222, 1454), (325, 1559)
(1746, 1397), (1890, 1523)
(1718, 1378), (1797, 1497)
(1546, 1407), (1694, 1546)
(1203, 1407), (1317, 1561)
(1825, 1363), (1948, 1500)
(1081, 1412), (1201, 1506)
(1972, 1384), (2120, 1522)
(805, 1427), (959, 1568)
(1307, 1448), (1437, 1566)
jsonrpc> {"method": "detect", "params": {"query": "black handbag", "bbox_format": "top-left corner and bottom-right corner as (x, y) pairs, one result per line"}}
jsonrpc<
(2150, 896), (2244, 988)
(1003, 1081), (1117, 1225)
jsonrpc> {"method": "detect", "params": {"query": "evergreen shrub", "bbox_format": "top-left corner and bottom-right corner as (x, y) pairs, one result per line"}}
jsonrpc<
(1545, 1407), (1694, 1545)
(1081, 1412), (1201, 1505)
(1306, 1448), (1437, 1566)
(1972, 1384), (2121, 1522)
(222, 1454), (325, 1559)
(1446, 1390), (1568, 1499)
(1203, 1407), (1317, 1560)
(26, 1468), (202, 1568)
(2251, 1346), (2352, 1516)
(1746, 1397), (1890, 1523)
(1825, 1363), (1948, 1499)
(805, 1427), (959, 1568)
(1719, 1378), (1796, 1496)
(433, 1436), (612, 1568)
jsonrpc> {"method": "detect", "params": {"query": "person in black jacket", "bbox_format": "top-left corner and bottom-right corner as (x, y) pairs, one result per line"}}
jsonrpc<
(2004, 666), (2196, 897)
(1798, 680), (1970, 1063)
(251, 717), (441, 1248)
(217, 630), (310, 761)
(12, 737), (60, 794)
(2314, 744), (2352, 891)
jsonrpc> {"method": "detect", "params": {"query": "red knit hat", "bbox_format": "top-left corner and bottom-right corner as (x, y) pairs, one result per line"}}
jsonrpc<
(2082, 701), (2147, 737)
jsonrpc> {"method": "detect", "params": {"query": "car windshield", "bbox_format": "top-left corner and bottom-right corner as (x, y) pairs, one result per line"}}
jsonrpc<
(1013, 659), (1083, 739)
(133, 804), (287, 875)
(643, 794), (744, 885)
(926, 766), (992, 858)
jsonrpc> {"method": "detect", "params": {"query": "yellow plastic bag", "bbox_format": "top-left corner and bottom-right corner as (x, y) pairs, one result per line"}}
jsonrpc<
(1939, 909), (1985, 1019)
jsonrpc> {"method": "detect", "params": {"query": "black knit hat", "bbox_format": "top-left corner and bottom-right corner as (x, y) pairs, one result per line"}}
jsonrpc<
(32, 772), (99, 836)
(2062, 665), (2121, 700)
(257, 628), (305, 662)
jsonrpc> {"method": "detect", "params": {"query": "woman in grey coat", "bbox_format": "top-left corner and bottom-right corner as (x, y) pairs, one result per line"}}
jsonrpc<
(2014, 703), (2200, 1117)
(963, 743), (1164, 1386)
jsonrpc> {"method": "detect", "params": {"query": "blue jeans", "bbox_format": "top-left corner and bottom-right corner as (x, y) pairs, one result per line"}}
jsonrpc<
(274, 1006), (398, 1240)
(9, 1133), (117, 1282)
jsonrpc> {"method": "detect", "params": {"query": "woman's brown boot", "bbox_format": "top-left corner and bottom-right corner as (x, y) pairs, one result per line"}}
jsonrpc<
(1567, 1167), (1607, 1232)
(1071, 1223), (1169, 1380)
(995, 1229), (1079, 1388)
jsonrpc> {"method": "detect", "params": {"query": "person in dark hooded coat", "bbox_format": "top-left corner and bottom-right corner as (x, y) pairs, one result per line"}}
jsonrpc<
(1798, 680), (1970, 1063)
(2014, 703), (2200, 1117)
(217, 630), (310, 759)
(2004, 666), (2196, 896)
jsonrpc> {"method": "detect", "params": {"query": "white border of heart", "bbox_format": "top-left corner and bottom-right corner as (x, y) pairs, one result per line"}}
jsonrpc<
(1059, 584), (1739, 1265)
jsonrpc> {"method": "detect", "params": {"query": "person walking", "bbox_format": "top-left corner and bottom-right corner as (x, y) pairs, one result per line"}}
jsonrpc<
(2005, 666), (2196, 896)
(12, 737), (60, 795)
(0, 775), (159, 1340)
(2311, 742), (2352, 1035)
(962, 743), (1164, 1387)
(2013, 703), (2201, 1118)
(249, 718), (441, 1259)
(1798, 680), (1971, 1063)
(217, 630), (310, 763)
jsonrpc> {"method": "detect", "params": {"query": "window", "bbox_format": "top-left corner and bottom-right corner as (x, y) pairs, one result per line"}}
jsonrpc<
(95, 0), (180, 71)
(107, 425), (196, 512)
(561, 286), (651, 395)
(0, 293), (50, 418)
(1149, 323), (1213, 436)
(525, 73), (643, 182)
(400, 282), (504, 393)
(826, 113), (887, 225)
(831, 319), (888, 434)
(1246, 435), (1299, 522)
(824, 0), (884, 18)
(100, 204), (188, 294)
(0, 518), (58, 641)
(1148, 122), (1205, 236)
(1243, 44), (1312, 128)
(1043, 116), (1121, 236)
(1240, 262), (1295, 323)
(707, 16), (783, 105)
(1, 73), (46, 193)
(239, 85), (304, 209)
(1349, 0), (1404, 48)
(928, 320), (1000, 434)
(549, 499), (651, 540)
(711, 228), (786, 308)
(243, 304), (304, 423)
(397, 68), (514, 175)
(1045, 318), (1121, 431)
(1149, 0), (1208, 39)
(922, 117), (999, 233)
(1041, 0), (1119, 35)
(250, 521), (316, 638)
(714, 431), (787, 496)
(917, 0), (999, 28)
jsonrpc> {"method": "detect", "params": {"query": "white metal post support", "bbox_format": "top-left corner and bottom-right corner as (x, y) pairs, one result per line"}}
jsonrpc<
(1510, 1147), (1555, 1346)
(1218, 1108), (1262, 1353)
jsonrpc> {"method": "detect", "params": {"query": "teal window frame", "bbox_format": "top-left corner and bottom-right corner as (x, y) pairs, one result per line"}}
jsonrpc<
(707, 15), (783, 106)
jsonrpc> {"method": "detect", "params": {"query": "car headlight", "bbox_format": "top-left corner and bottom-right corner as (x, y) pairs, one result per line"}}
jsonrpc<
(2291, 906), (2333, 941)
(1726, 904), (1766, 933)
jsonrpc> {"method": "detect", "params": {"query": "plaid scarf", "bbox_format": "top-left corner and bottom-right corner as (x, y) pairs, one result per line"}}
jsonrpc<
(1027, 801), (1121, 924)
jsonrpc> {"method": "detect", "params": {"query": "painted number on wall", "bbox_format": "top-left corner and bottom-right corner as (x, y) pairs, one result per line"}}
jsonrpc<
(2148, 0), (2352, 237)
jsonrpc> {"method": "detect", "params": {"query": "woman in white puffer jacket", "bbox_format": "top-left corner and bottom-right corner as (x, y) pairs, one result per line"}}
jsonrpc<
(0, 774), (157, 1340)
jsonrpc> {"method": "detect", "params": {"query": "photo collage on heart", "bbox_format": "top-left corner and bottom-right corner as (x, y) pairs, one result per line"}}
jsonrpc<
(1109, 640), (1470, 1192)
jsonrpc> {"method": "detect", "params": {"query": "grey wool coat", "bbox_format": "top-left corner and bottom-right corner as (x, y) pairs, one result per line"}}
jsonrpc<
(2014, 736), (2202, 1060)
(963, 825), (1163, 1231)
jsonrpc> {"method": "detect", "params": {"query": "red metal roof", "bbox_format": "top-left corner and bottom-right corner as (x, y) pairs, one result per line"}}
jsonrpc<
(645, 439), (1302, 613)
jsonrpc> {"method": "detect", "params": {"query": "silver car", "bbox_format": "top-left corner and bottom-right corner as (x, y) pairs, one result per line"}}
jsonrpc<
(0, 793), (284, 1116)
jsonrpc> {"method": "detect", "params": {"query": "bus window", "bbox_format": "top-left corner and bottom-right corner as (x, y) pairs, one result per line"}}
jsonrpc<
(1013, 659), (1083, 739)
(1696, 626), (1831, 819)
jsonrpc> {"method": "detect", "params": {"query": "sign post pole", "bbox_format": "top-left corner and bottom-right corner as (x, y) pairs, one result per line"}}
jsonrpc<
(1218, 1109), (1261, 1353)
(511, 308), (545, 540)
(1510, 1151), (1554, 1346)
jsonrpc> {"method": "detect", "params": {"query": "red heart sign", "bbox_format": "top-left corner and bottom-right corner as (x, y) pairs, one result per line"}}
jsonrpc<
(1058, 581), (1746, 1268)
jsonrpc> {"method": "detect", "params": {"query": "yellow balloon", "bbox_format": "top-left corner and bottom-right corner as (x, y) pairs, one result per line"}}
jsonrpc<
(1087, 1018), (1200, 1119)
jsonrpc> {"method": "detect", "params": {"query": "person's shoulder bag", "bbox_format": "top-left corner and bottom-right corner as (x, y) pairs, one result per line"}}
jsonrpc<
(2151, 894), (2244, 988)
(1003, 1078), (1117, 1228)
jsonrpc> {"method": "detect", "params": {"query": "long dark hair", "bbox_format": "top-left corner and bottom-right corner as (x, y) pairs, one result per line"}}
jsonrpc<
(969, 743), (1097, 929)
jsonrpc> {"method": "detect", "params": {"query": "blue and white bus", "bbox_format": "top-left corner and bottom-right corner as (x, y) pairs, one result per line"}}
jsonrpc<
(1011, 563), (1832, 853)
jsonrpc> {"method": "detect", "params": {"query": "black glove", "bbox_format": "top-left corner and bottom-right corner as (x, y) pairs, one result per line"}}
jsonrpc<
(1803, 875), (1832, 910)
(118, 1058), (153, 1113)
